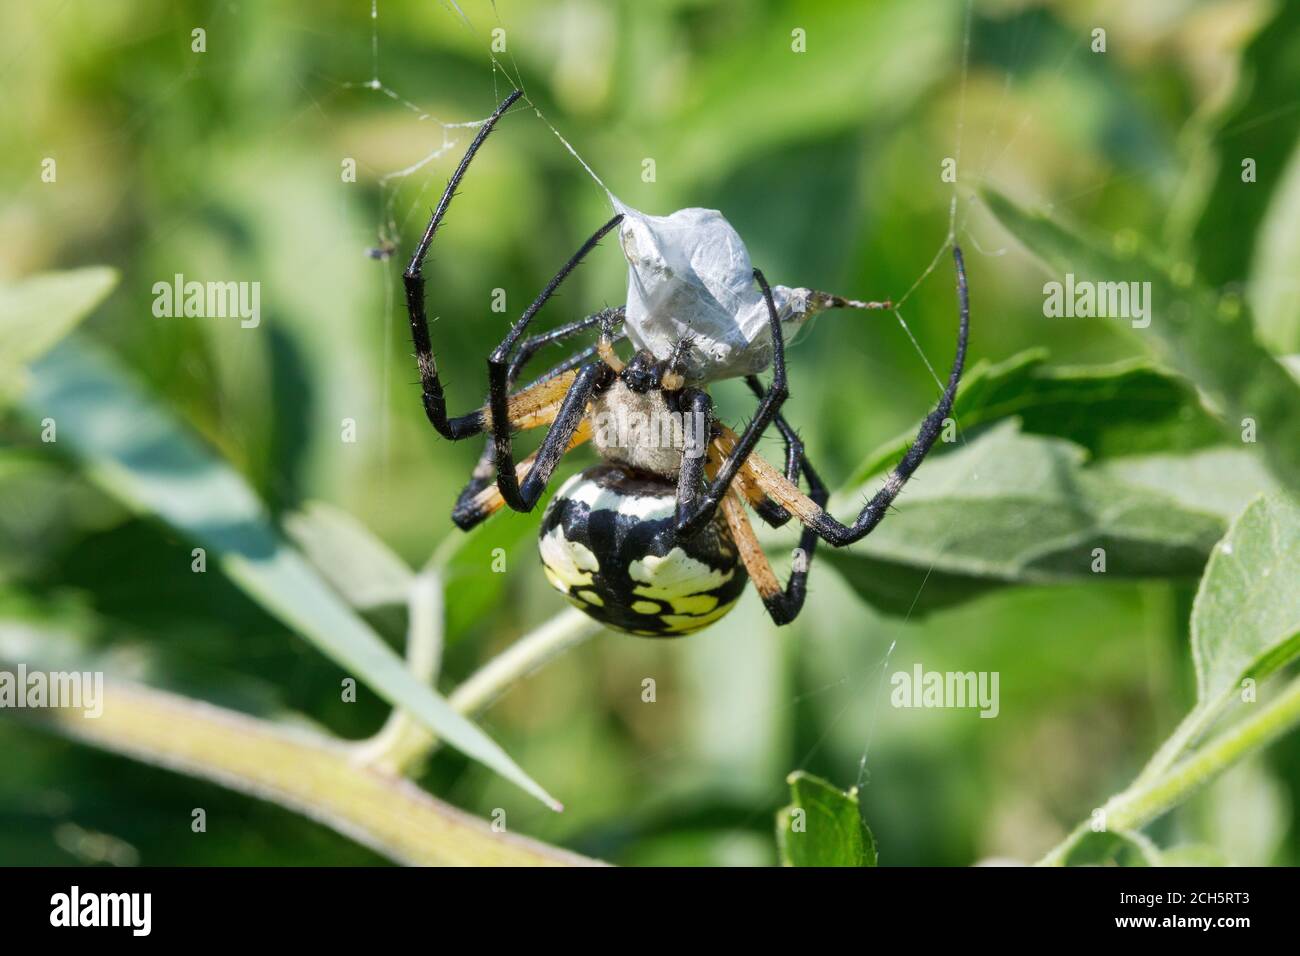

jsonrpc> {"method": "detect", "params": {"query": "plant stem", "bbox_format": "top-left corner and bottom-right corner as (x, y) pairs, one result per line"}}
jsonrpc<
(352, 571), (444, 773)
(1130, 698), (1220, 786)
(8, 603), (604, 865)
(450, 607), (602, 716)
(21, 675), (601, 866)
(354, 605), (603, 769)
(1038, 672), (1300, 865)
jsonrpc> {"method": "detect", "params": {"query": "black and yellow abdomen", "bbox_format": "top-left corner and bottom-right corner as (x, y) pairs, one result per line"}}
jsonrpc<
(538, 465), (748, 637)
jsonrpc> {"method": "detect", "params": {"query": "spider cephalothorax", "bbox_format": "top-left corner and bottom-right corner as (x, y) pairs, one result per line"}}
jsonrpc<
(402, 90), (970, 635)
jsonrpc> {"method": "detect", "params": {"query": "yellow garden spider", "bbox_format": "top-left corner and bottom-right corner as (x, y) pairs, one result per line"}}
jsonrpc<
(404, 90), (969, 636)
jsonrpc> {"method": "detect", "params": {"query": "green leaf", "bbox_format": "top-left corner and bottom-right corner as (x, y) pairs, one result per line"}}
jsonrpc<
(847, 349), (1221, 486)
(1249, 139), (1300, 353)
(1041, 671), (1300, 866)
(284, 501), (414, 611)
(1043, 495), (1300, 865)
(0, 268), (118, 384)
(285, 491), (539, 643)
(1097, 447), (1283, 526)
(776, 771), (876, 867)
(1187, 0), (1300, 324)
(823, 422), (1234, 616)
(1191, 494), (1300, 711)
(286, 487), (536, 644)
(16, 337), (559, 810)
(983, 188), (1300, 497)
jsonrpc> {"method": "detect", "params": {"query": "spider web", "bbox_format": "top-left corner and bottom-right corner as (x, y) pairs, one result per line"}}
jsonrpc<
(323, 0), (618, 469)
(328, 0), (1104, 857)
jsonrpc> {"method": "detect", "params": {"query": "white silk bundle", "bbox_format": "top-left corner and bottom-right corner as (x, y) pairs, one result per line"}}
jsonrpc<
(614, 200), (824, 383)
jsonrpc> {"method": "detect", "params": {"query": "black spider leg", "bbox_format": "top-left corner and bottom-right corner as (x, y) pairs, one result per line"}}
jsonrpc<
(404, 89), (524, 440)
(762, 457), (831, 625)
(677, 246), (969, 548)
(674, 388), (715, 531)
(671, 384), (792, 533)
(741, 377), (830, 626)
(451, 309), (626, 530)
(484, 359), (610, 515)
(488, 215), (624, 512)
(674, 267), (790, 540)
(399, 83), (623, 516)
(795, 245), (969, 546)
(674, 376), (825, 625)
(402, 88), (621, 452)
(505, 308), (619, 385)
(743, 374), (804, 529)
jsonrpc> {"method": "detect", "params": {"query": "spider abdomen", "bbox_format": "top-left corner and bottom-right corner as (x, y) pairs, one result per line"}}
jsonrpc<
(538, 465), (747, 637)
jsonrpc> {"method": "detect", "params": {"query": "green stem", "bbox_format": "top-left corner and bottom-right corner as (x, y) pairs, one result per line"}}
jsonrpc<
(449, 608), (603, 716)
(1038, 672), (1300, 865)
(8, 602), (604, 864)
(354, 605), (602, 769)
(352, 571), (444, 773)
(19, 675), (601, 866)
(1130, 698), (1220, 787)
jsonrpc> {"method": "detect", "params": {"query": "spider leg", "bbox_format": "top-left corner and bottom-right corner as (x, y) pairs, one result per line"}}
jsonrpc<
(447, 359), (604, 525)
(479, 215), (622, 516)
(696, 421), (829, 625)
(720, 484), (825, 626)
(666, 386), (716, 542)
(719, 246), (971, 547)
(404, 89), (522, 440)
(669, 392), (819, 625)
(451, 370), (577, 530)
(674, 267), (789, 540)
(673, 386), (792, 531)
(743, 374), (806, 528)
(454, 419), (593, 529)
(453, 313), (625, 530)
(509, 307), (625, 387)
(493, 221), (625, 381)
(492, 360), (610, 512)
(402, 85), (623, 443)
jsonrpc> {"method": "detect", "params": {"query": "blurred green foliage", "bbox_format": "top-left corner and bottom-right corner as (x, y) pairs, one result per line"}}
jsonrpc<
(2, 0), (1299, 866)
